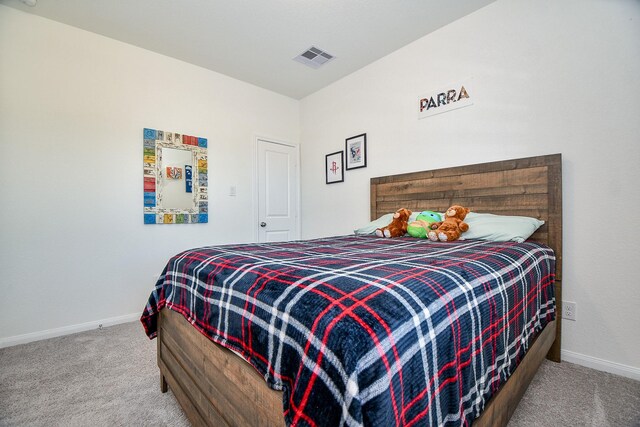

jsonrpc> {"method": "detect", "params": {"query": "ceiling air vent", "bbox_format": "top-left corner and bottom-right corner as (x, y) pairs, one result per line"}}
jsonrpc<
(293, 46), (335, 69)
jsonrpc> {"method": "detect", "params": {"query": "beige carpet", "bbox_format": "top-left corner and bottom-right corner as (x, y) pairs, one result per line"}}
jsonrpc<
(1, 321), (638, 426)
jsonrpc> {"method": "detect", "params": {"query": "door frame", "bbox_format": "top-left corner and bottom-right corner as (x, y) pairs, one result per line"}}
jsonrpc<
(252, 135), (301, 242)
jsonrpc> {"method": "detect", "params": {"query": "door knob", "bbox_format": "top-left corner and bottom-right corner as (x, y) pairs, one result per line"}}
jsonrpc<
(260, 222), (267, 227)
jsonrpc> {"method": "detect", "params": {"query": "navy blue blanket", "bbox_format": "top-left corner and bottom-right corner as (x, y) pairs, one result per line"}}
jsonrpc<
(141, 235), (555, 426)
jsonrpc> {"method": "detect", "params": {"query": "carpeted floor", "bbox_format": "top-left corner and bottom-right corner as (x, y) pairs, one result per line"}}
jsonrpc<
(1, 321), (638, 427)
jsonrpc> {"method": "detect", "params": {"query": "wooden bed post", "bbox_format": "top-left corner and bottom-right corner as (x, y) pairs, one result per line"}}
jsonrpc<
(545, 154), (562, 362)
(160, 375), (168, 393)
(157, 315), (168, 393)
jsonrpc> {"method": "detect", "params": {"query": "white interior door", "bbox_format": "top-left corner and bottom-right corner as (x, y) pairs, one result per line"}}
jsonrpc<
(257, 139), (299, 242)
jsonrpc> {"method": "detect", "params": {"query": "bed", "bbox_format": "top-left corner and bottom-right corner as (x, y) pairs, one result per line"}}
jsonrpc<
(141, 154), (562, 426)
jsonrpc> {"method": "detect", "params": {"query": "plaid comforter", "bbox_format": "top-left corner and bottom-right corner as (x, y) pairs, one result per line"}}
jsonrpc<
(141, 235), (555, 427)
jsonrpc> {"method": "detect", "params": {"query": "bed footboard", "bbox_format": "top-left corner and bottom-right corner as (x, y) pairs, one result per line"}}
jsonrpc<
(157, 307), (555, 427)
(157, 308), (285, 427)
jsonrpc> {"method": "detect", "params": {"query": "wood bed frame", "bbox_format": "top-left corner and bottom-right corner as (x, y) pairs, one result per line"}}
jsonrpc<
(157, 154), (563, 426)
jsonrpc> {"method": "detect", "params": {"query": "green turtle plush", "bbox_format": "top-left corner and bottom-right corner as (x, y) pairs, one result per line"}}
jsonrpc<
(407, 211), (442, 239)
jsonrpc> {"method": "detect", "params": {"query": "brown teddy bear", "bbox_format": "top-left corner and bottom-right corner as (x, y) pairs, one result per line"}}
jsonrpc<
(428, 205), (470, 242)
(375, 208), (412, 238)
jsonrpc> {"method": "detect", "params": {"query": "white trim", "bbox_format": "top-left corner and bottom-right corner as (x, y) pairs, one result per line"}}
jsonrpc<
(252, 135), (301, 242)
(561, 349), (640, 381)
(4, 313), (639, 382)
(0, 312), (140, 349)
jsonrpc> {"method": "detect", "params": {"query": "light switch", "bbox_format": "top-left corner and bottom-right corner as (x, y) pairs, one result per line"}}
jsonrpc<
(229, 185), (236, 196)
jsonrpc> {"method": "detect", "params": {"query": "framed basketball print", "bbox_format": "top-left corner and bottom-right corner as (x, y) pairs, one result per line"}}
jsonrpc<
(325, 151), (344, 184)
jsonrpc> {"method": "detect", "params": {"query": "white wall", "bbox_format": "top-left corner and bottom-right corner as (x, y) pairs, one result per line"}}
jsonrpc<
(300, 0), (640, 372)
(0, 6), (299, 343)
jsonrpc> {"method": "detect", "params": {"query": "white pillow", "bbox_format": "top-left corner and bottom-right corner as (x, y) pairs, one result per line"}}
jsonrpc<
(461, 212), (544, 242)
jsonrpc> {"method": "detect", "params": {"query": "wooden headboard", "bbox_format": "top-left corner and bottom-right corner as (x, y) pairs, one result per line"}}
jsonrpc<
(370, 154), (563, 360)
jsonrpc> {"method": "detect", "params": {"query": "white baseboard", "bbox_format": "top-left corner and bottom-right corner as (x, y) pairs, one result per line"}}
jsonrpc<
(3, 317), (639, 382)
(0, 312), (140, 349)
(562, 349), (640, 381)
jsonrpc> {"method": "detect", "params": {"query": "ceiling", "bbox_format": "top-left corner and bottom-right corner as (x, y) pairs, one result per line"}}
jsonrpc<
(0, 0), (496, 99)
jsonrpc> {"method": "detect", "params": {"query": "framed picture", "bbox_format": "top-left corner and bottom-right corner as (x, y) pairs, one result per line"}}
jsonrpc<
(325, 151), (344, 184)
(345, 133), (367, 170)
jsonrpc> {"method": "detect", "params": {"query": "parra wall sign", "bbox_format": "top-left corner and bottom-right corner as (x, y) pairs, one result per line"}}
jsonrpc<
(418, 79), (473, 119)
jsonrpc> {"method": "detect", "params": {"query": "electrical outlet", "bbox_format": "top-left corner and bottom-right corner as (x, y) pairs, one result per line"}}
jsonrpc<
(563, 301), (577, 321)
